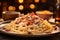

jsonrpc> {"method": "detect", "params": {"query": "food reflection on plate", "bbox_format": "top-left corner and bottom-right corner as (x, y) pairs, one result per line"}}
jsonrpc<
(0, 12), (59, 35)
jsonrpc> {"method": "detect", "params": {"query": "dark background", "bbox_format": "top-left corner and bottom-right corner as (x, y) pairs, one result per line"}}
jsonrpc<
(0, 0), (57, 12)
(0, 0), (57, 17)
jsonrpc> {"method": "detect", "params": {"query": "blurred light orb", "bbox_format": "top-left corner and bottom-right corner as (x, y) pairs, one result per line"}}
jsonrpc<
(2, 11), (6, 14)
(19, 5), (24, 10)
(18, 0), (24, 3)
(56, 18), (60, 20)
(41, 0), (46, 3)
(34, 0), (40, 3)
(30, 4), (35, 9)
(8, 6), (16, 11)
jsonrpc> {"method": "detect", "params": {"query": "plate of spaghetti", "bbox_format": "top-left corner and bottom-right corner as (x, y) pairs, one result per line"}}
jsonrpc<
(0, 12), (59, 37)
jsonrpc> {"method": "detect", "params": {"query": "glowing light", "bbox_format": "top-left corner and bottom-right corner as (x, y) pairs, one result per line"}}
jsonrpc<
(8, 6), (16, 11)
(56, 18), (60, 20)
(2, 11), (6, 14)
(29, 4), (35, 9)
(41, 0), (46, 3)
(19, 5), (24, 10)
(18, 0), (24, 3)
(56, 21), (59, 24)
(34, 0), (40, 3)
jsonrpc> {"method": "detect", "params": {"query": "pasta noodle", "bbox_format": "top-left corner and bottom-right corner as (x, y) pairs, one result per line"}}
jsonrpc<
(4, 12), (54, 35)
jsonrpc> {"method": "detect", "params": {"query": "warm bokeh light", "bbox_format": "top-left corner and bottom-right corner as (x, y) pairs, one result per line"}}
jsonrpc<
(18, 0), (24, 3)
(19, 5), (24, 10)
(29, 4), (35, 9)
(56, 17), (60, 20)
(8, 6), (16, 11)
(56, 21), (59, 24)
(41, 0), (46, 3)
(34, 0), (40, 3)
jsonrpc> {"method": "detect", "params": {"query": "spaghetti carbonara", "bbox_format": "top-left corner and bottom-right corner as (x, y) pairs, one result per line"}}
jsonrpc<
(4, 12), (54, 35)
